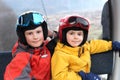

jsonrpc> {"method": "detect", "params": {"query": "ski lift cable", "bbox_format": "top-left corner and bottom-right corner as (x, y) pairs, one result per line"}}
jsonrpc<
(41, 0), (48, 21)
(41, 0), (53, 31)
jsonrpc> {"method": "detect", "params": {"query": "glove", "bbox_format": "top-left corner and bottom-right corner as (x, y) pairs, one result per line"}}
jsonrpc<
(112, 41), (120, 51)
(78, 71), (101, 80)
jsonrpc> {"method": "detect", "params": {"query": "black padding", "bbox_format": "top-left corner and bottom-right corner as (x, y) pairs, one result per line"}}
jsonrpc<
(91, 51), (113, 74)
(0, 51), (12, 80)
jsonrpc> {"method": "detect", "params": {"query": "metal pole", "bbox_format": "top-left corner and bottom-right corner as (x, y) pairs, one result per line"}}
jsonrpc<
(111, 0), (120, 80)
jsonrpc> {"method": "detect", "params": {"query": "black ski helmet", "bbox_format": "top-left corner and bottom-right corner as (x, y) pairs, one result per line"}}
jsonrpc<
(16, 11), (48, 45)
(58, 15), (90, 46)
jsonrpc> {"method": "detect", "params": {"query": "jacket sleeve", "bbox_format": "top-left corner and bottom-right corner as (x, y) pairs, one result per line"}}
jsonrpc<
(46, 37), (58, 56)
(51, 51), (82, 80)
(87, 39), (112, 54)
(4, 52), (31, 80)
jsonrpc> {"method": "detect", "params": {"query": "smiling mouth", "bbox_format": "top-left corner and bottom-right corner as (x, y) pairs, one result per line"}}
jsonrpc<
(33, 41), (39, 43)
(72, 41), (79, 42)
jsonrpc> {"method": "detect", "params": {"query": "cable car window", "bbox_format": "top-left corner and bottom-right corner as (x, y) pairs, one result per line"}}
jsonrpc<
(0, 1), (107, 50)
(0, 0), (111, 80)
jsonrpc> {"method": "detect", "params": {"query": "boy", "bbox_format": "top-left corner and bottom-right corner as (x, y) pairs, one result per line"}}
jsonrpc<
(4, 11), (55, 80)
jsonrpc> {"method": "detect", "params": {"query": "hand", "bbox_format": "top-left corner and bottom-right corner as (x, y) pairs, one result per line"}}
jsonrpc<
(78, 71), (101, 80)
(48, 30), (58, 39)
(112, 41), (120, 51)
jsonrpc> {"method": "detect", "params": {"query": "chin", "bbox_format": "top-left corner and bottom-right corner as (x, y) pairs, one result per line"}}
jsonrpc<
(72, 45), (79, 47)
(31, 44), (41, 48)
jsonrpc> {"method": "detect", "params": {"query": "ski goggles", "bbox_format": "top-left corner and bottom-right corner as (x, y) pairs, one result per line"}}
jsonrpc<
(17, 12), (44, 27)
(60, 16), (89, 30)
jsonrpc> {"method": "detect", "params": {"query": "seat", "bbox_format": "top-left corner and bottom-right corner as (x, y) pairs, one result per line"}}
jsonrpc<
(0, 51), (12, 80)
(91, 51), (113, 75)
(91, 1), (113, 80)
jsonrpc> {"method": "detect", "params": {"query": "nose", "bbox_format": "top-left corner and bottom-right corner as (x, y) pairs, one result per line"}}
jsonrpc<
(74, 34), (78, 39)
(33, 33), (38, 39)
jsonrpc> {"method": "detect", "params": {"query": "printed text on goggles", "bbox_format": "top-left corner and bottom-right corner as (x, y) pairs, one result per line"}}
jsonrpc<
(17, 13), (44, 27)
(64, 16), (89, 30)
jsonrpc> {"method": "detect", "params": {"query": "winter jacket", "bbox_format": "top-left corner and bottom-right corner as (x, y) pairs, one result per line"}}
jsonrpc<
(4, 41), (51, 80)
(51, 40), (112, 80)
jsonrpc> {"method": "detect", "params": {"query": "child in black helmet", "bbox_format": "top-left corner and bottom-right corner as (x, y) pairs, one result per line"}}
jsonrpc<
(4, 11), (56, 80)
(51, 15), (120, 80)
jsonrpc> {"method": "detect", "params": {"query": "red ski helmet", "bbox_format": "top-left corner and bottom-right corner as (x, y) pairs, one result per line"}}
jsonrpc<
(58, 15), (90, 46)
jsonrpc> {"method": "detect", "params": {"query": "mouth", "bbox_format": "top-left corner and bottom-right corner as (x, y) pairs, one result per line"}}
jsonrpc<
(72, 41), (81, 44)
(33, 40), (40, 43)
(72, 41), (79, 43)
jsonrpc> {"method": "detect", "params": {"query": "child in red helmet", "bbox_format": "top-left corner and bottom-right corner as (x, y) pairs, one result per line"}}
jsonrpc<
(4, 11), (56, 80)
(51, 15), (120, 80)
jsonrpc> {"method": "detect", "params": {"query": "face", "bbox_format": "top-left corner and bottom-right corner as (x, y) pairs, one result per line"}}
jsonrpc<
(25, 26), (44, 48)
(66, 30), (84, 47)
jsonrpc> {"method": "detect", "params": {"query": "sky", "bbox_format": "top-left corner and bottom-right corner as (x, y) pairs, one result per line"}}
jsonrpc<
(2, 0), (107, 16)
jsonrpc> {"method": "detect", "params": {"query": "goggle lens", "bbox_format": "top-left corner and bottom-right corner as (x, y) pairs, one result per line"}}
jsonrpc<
(33, 13), (44, 24)
(68, 16), (89, 29)
(18, 13), (44, 27)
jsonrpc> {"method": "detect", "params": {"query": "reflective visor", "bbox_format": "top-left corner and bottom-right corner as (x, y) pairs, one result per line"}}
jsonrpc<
(17, 12), (44, 27)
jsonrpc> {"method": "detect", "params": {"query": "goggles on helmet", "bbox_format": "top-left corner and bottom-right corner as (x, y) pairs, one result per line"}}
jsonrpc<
(17, 12), (44, 27)
(58, 15), (90, 43)
(60, 16), (89, 31)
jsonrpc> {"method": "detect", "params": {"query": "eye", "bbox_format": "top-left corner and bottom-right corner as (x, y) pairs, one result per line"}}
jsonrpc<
(69, 32), (74, 35)
(78, 33), (82, 36)
(77, 32), (83, 36)
(27, 32), (32, 35)
(67, 30), (74, 35)
(36, 30), (42, 34)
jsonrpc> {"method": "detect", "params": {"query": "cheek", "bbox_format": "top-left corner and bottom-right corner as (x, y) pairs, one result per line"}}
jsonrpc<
(25, 35), (29, 41)
(39, 32), (44, 39)
(66, 35), (72, 44)
(80, 36), (84, 41)
(66, 35), (70, 41)
(25, 36), (31, 43)
(82, 35), (84, 41)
